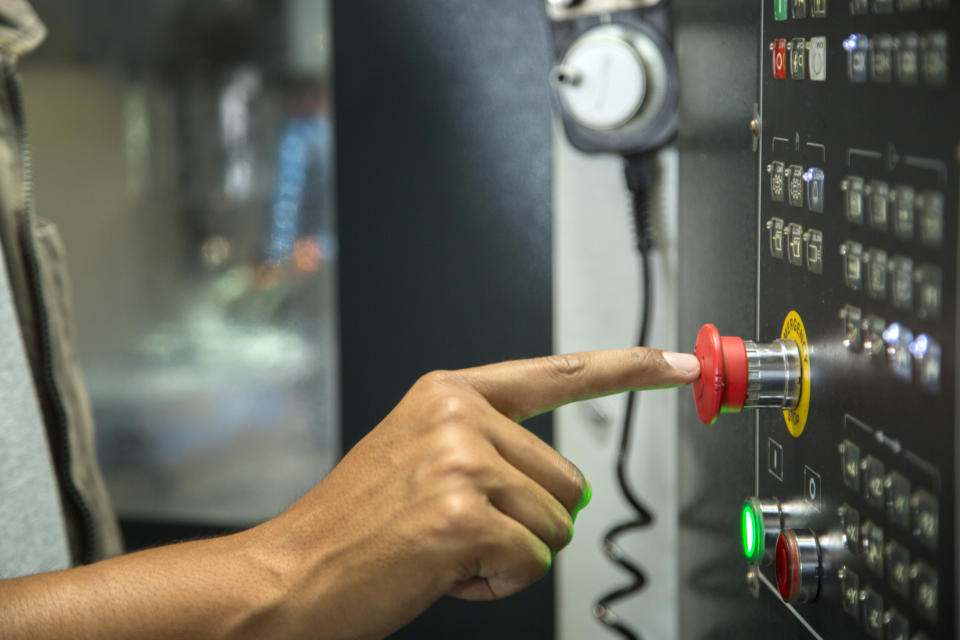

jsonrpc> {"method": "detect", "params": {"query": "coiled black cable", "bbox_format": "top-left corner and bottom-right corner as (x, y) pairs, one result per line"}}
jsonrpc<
(594, 153), (656, 640)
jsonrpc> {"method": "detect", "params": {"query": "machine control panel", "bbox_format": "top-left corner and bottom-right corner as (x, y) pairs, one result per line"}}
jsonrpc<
(697, 1), (958, 637)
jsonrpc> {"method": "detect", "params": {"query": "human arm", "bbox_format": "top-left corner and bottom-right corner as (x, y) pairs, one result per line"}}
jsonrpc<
(1, 347), (700, 640)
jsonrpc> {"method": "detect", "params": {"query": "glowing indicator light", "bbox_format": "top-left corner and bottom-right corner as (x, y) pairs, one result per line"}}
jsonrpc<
(882, 322), (903, 345)
(741, 499), (766, 564)
(842, 34), (862, 52)
(909, 334), (930, 358)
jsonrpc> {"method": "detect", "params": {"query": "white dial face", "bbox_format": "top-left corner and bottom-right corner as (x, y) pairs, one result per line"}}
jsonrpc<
(558, 35), (646, 131)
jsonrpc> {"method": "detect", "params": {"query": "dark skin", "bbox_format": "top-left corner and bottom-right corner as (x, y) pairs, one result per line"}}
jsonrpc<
(1, 347), (700, 640)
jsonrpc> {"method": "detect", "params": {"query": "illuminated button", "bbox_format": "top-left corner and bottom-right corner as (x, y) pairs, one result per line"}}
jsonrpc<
(802, 229), (823, 274)
(845, 34), (869, 82)
(921, 32), (948, 86)
(870, 34), (894, 83)
(910, 334), (942, 392)
(866, 180), (890, 230)
(768, 161), (786, 202)
(741, 497), (782, 565)
(840, 305), (862, 352)
(774, 0), (789, 19)
(840, 241), (864, 290)
(862, 315), (886, 357)
(775, 530), (821, 604)
(893, 186), (915, 239)
(898, 0), (923, 7)
(839, 566), (860, 619)
(803, 168), (824, 212)
(883, 609), (910, 640)
(914, 266), (942, 320)
(842, 176), (865, 224)
(861, 456), (885, 509)
(884, 471), (911, 528)
(860, 587), (884, 639)
(773, 39), (788, 79)
(882, 322), (914, 381)
(766, 217), (785, 259)
(885, 540), (911, 597)
(787, 165), (805, 207)
(790, 38), (807, 79)
(896, 33), (920, 85)
(792, 0), (808, 17)
(861, 520), (884, 576)
(839, 503), (861, 553)
(808, 36), (827, 80)
(910, 490), (939, 549)
(787, 223), (804, 266)
(872, 0), (894, 11)
(811, 0), (827, 16)
(910, 562), (938, 623)
(850, 0), (869, 12)
(839, 440), (861, 489)
(864, 248), (887, 300)
(889, 256), (914, 310)
(918, 190), (944, 246)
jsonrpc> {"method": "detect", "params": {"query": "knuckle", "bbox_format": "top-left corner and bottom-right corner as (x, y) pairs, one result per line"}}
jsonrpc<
(434, 442), (486, 480)
(416, 369), (463, 393)
(435, 491), (485, 537)
(430, 393), (473, 427)
(543, 353), (587, 379)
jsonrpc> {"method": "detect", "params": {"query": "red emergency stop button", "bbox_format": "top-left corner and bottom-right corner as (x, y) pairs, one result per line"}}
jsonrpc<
(692, 324), (748, 424)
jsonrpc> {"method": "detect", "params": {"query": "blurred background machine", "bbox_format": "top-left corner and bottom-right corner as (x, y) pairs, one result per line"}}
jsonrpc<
(676, 1), (958, 639)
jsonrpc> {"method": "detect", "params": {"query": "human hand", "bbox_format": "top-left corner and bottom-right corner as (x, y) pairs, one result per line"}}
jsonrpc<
(254, 348), (700, 639)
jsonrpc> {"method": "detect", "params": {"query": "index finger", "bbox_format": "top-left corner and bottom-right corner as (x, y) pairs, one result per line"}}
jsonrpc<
(457, 348), (700, 422)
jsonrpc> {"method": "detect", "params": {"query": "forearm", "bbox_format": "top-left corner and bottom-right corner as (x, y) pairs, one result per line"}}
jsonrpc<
(1, 526), (295, 640)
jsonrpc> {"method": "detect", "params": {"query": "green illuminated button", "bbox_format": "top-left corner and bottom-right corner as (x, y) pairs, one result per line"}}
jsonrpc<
(774, 0), (789, 20)
(741, 497), (781, 565)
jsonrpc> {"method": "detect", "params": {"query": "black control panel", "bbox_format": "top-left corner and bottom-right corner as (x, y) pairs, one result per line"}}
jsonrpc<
(754, 1), (958, 638)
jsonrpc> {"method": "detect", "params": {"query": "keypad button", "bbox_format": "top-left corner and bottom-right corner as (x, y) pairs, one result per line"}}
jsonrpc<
(808, 37), (827, 80)
(910, 562), (938, 623)
(864, 249), (887, 300)
(792, 0), (808, 17)
(788, 165), (805, 208)
(884, 472), (911, 528)
(914, 266), (942, 320)
(884, 609), (910, 640)
(766, 217), (785, 259)
(866, 180), (889, 230)
(921, 32), (948, 86)
(842, 176), (865, 224)
(893, 186), (915, 239)
(773, 39), (788, 79)
(787, 223), (804, 267)
(861, 520), (884, 576)
(845, 34), (869, 82)
(802, 229), (823, 274)
(882, 322), (913, 382)
(870, 34), (894, 83)
(840, 306), (862, 352)
(768, 161), (786, 202)
(840, 566), (860, 619)
(885, 540), (911, 597)
(840, 440), (861, 489)
(910, 490), (939, 549)
(862, 315), (886, 358)
(889, 256), (914, 311)
(918, 190), (944, 247)
(774, 0), (789, 19)
(860, 587), (884, 639)
(839, 503), (861, 553)
(910, 334), (942, 393)
(790, 38), (807, 79)
(804, 168), (825, 212)
(861, 456), (885, 508)
(811, 0), (827, 15)
(841, 241), (864, 290)
(896, 33), (920, 85)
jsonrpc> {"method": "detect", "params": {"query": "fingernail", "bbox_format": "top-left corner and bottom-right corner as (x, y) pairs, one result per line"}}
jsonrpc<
(572, 480), (592, 522)
(663, 351), (700, 377)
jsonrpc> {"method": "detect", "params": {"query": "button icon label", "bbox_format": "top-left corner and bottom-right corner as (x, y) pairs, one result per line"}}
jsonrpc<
(804, 465), (822, 511)
(768, 438), (784, 481)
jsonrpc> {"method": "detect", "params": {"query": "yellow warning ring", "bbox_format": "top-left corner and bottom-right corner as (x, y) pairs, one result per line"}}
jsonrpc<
(781, 310), (810, 438)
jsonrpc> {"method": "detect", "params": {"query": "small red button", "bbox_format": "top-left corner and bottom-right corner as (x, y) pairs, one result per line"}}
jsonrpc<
(776, 531), (801, 603)
(692, 324), (748, 424)
(773, 38), (787, 79)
